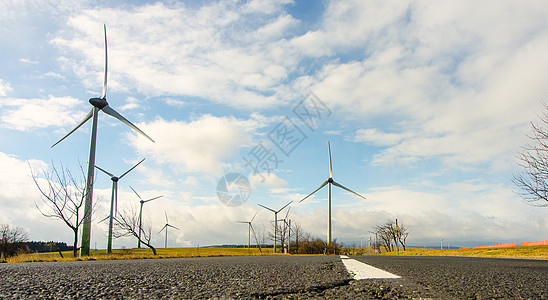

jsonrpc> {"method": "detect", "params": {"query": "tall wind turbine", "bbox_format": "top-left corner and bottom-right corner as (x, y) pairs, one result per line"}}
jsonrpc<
(257, 201), (292, 253)
(95, 158), (145, 253)
(299, 141), (366, 245)
(158, 211), (179, 248)
(129, 185), (162, 248)
(237, 212), (257, 251)
(51, 25), (154, 256)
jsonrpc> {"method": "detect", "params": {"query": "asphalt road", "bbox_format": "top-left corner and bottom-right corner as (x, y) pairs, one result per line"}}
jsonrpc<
(0, 255), (546, 299)
(354, 255), (548, 299)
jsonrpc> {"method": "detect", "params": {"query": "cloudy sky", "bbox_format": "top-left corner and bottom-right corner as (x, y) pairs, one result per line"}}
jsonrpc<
(1, 0), (548, 249)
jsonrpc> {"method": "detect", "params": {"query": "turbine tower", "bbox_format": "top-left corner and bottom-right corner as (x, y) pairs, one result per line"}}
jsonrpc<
(129, 185), (162, 248)
(158, 211), (179, 248)
(257, 201), (292, 253)
(299, 141), (366, 245)
(95, 158), (145, 253)
(237, 212), (257, 251)
(51, 25), (154, 256)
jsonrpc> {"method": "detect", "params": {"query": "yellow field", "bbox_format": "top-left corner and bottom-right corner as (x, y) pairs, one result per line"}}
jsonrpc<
(4, 245), (547, 263)
(4, 247), (273, 263)
(348, 246), (548, 260)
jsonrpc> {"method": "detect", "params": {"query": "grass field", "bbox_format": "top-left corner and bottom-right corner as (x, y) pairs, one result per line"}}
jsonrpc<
(3, 245), (547, 263)
(3, 247), (270, 263)
(381, 246), (548, 259)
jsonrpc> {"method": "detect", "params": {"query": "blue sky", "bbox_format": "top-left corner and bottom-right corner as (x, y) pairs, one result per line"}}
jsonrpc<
(1, 0), (548, 249)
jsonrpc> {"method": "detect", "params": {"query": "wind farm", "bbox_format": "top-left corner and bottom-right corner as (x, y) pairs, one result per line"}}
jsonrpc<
(49, 25), (154, 256)
(3, 4), (548, 299)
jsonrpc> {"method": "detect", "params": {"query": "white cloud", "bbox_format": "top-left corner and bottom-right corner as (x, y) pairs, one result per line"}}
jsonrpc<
(354, 128), (403, 146)
(127, 114), (258, 175)
(0, 96), (84, 131)
(0, 79), (12, 96)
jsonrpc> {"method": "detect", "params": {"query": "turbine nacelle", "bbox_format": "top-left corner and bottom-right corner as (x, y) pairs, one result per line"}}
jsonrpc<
(89, 97), (108, 109)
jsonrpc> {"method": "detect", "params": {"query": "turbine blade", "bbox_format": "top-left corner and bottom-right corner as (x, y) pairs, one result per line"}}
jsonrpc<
(237, 221), (248, 224)
(328, 141), (333, 178)
(250, 212), (257, 223)
(101, 24), (108, 99)
(95, 165), (115, 178)
(101, 105), (155, 143)
(277, 201), (292, 213)
(284, 207), (291, 219)
(144, 195), (163, 203)
(129, 185), (142, 200)
(98, 215), (109, 223)
(299, 180), (328, 203)
(158, 224), (167, 234)
(332, 180), (367, 200)
(257, 203), (276, 213)
(164, 211), (168, 223)
(167, 224), (179, 230)
(119, 158), (146, 179)
(51, 108), (93, 148)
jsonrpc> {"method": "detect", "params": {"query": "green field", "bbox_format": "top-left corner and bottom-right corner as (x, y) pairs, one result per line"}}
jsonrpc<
(4, 245), (547, 263)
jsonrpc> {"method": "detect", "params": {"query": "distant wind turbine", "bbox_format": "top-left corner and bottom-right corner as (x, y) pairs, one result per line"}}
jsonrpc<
(95, 158), (145, 253)
(129, 185), (162, 248)
(257, 201), (292, 253)
(299, 141), (366, 245)
(158, 211), (179, 248)
(51, 24), (154, 256)
(237, 212), (257, 251)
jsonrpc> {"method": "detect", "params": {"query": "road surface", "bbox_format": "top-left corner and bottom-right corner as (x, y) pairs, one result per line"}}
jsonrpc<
(0, 255), (546, 298)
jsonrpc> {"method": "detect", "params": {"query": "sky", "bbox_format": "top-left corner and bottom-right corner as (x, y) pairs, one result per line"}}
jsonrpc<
(1, 0), (548, 249)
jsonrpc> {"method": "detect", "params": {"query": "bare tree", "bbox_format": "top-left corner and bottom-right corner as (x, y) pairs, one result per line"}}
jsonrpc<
(113, 206), (157, 255)
(373, 220), (409, 252)
(0, 224), (29, 259)
(514, 102), (548, 207)
(31, 162), (99, 257)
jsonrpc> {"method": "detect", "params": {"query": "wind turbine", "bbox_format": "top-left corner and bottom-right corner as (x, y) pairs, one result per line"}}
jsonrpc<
(158, 211), (179, 248)
(237, 212), (257, 252)
(299, 141), (366, 245)
(257, 201), (292, 253)
(95, 158), (145, 254)
(51, 24), (154, 256)
(129, 185), (163, 248)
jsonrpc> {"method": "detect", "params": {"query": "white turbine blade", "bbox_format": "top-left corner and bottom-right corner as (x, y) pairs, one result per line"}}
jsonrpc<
(299, 180), (328, 203)
(167, 224), (179, 230)
(332, 180), (367, 200)
(328, 141), (333, 178)
(164, 211), (168, 223)
(101, 24), (108, 99)
(51, 108), (93, 148)
(284, 207), (291, 219)
(158, 224), (167, 234)
(129, 185), (142, 200)
(98, 215), (109, 223)
(119, 158), (146, 179)
(101, 105), (155, 143)
(250, 212), (257, 223)
(144, 195), (163, 203)
(95, 165), (114, 177)
(257, 203), (276, 213)
(277, 201), (292, 213)
(237, 221), (248, 224)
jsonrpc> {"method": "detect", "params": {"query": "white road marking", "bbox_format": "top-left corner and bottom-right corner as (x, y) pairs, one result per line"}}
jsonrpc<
(340, 255), (401, 280)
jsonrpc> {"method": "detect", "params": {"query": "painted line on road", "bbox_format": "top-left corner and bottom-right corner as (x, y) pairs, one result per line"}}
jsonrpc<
(340, 255), (401, 280)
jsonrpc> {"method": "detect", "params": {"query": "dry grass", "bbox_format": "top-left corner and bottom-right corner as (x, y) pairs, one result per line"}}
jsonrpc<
(377, 246), (548, 259)
(5, 245), (547, 263)
(5, 247), (274, 263)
